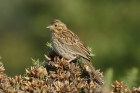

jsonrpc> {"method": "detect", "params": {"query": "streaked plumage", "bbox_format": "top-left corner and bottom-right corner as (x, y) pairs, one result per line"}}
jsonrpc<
(47, 19), (103, 84)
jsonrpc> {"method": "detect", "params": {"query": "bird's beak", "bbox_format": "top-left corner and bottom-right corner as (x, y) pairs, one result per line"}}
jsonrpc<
(46, 25), (51, 29)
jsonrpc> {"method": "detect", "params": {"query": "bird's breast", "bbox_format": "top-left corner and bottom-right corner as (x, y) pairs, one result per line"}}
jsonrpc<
(51, 38), (76, 60)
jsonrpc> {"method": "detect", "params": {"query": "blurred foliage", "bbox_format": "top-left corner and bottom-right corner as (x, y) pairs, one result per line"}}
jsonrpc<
(0, 0), (140, 87)
(103, 68), (113, 90)
(122, 68), (138, 88)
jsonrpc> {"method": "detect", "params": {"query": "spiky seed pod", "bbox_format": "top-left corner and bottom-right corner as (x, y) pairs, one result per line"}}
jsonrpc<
(111, 81), (128, 93)
(131, 87), (140, 93)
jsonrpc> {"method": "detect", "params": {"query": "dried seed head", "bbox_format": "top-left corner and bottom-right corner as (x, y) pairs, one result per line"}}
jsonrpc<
(111, 81), (128, 93)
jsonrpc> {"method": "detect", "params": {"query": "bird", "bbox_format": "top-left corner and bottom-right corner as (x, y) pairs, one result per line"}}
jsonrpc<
(47, 19), (103, 85)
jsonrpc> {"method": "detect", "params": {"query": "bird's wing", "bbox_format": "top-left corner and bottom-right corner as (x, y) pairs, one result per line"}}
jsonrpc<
(58, 30), (90, 60)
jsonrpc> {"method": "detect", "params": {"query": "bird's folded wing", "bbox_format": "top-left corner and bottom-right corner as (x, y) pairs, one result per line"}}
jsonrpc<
(58, 30), (90, 60)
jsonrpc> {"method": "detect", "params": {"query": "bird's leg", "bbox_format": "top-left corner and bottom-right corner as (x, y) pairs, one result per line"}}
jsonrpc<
(66, 56), (77, 69)
(66, 55), (79, 69)
(67, 56), (77, 63)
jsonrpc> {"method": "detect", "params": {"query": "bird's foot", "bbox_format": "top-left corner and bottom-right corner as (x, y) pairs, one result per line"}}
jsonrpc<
(67, 56), (77, 63)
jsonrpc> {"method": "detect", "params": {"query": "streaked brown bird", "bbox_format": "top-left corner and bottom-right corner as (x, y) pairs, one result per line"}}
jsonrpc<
(47, 19), (103, 84)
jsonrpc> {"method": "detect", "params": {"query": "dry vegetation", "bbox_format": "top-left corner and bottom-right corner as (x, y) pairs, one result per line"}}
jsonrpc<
(0, 51), (139, 93)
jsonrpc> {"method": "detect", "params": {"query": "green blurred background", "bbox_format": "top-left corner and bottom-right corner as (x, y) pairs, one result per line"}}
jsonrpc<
(0, 0), (140, 89)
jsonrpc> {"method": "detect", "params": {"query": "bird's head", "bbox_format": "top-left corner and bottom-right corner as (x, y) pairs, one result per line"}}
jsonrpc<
(47, 19), (67, 33)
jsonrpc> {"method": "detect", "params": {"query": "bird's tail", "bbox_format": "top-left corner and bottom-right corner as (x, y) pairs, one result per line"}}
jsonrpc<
(81, 58), (103, 85)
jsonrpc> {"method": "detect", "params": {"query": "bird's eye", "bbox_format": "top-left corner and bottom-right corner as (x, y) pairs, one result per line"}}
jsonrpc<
(54, 24), (57, 27)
